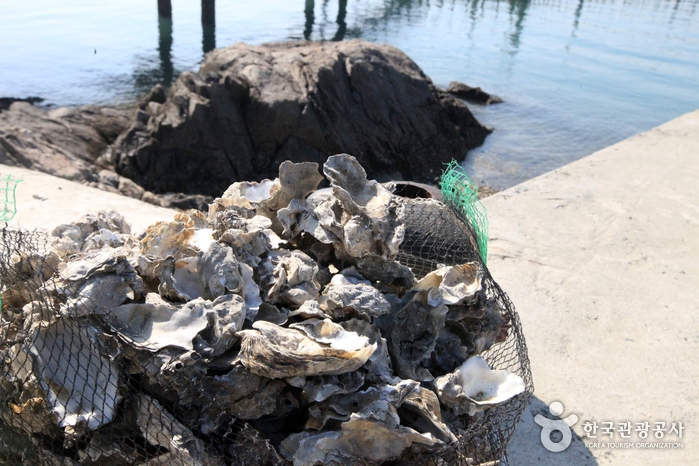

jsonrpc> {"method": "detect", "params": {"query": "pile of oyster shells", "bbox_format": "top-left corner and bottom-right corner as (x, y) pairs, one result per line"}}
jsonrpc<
(2, 155), (524, 465)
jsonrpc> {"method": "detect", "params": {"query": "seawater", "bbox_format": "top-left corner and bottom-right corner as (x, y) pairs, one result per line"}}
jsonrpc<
(1, 0), (698, 189)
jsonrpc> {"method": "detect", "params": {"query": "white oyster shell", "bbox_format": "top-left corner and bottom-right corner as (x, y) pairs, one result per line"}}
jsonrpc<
(238, 321), (376, 378)
(435, 356), (525, 415)
(108, 294), (245, 355)
(12, 320), (121, 430)
(415, 262), (483, 305)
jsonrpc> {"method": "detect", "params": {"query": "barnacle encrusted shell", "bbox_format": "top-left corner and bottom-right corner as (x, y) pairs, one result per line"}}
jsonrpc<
(435, 356), (525, 416)
(318, 272), (392, 319)
(238, 320), (376, 378)
(140, 210), (209, 259)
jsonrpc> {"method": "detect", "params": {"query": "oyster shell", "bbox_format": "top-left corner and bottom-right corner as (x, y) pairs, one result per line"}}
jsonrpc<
(238, 320), (376, 378)
(140, 210), (208, 260)
(199, 364), (291, 423)
(318, 272), (392, 319)
(282, 400), (441, 466)
(108, 293), (245, 354)
(323, 154), (405, 261)
(259, 249), (320, 307)
(415, 262), (483, 305)
(302, 371), (365, 403)
(210, 161), (322, 233)
(50, 210), (132, 259)
(135, 394), (223, 466)
(435, 356), (525, 416)
(11, 319), (121, 430)
(389, 290), (448, 382)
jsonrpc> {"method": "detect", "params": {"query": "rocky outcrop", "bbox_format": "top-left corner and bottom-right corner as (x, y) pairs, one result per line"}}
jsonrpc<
(112, 40), (491, 198)
(447, 82), (503, 105)
(0, 102), (131, 182)
(0, 96), (44, 111)
(0, 102), (210, 210)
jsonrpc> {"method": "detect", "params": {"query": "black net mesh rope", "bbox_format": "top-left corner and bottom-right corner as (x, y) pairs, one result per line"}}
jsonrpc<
(0, 192), (532, 465)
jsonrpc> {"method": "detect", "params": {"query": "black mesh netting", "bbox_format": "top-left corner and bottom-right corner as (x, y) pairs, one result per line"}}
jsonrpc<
(0, 182), (532, 466)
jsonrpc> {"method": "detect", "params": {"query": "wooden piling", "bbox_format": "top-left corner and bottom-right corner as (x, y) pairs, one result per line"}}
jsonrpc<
(157, 0), (172, 18)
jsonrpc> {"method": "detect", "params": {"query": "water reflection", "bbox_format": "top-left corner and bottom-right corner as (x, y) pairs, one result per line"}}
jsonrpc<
(333, 0), (348, 41)
(305, 0), (315, 39)
(158, 16), (174, 87)
(572, 0), (584, 37)
(304, 0), (349, 41)
(508, 0), (530, 53)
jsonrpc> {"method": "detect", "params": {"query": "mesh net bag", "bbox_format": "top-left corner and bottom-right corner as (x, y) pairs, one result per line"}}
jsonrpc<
(0, 159), (532, 466)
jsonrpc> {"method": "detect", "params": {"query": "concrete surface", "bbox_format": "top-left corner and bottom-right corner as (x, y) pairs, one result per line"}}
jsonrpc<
(487, 109), (699, 464)
(0, 165), (176, 233)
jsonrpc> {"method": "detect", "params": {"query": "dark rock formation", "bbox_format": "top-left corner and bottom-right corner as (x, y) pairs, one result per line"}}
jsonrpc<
(0, 96), (44, 111)
(0, 102), (129, 182)
(112, 40), (491, 198)
(0, 102), (211, 210)
(447, 82), (503, 105)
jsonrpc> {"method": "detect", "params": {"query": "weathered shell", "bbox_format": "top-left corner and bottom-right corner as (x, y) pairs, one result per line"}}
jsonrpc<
(259, 249), (320, 307)
(322, 154), (405, 260)
(50, 210), (132, 259)
(302, 371), (365, 403)
(435, 356), (525, 416)
(415, 262), (483, 305)
(199, 364), (293, 423)
(210, 161), (322, 231)
(140, 210), (208, 260)
(389, 290), (448, 382)
(135, 394), (223, 466)
(10, 320), (121, 430)
(397, 387), (457, 444)
(282, 400), (441, 466)
(319, 272), (392, 319)
(238, 320), (376, 378)
(108, 294), (245, 354)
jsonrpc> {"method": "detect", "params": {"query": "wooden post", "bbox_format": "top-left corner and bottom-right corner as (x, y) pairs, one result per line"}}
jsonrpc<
(157, 0), (172, 18)
(202, 0), (216, 53)
(202, 0), (215, 26)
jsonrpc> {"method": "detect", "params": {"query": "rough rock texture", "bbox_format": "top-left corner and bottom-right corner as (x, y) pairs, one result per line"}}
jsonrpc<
(112, 40), (491, 198)
(0, 97), (44, 111)
(447, 82), (503, 105)
(0, 102), (128, 182)
(0, 102), (210, 210)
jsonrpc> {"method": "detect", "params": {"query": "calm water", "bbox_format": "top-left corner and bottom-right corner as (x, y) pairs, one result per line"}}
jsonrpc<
(1, 0), (698, 189)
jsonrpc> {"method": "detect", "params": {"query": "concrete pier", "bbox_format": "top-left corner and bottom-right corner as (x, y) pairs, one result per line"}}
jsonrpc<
(487, 109), (699, 464)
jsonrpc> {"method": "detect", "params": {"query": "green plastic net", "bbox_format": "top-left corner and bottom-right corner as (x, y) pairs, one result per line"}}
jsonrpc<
(0, 174), (22, 223)
(440, 160), (489, 263)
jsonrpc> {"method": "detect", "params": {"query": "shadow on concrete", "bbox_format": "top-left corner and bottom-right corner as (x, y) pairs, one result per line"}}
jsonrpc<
(507, 395), (598, 465)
